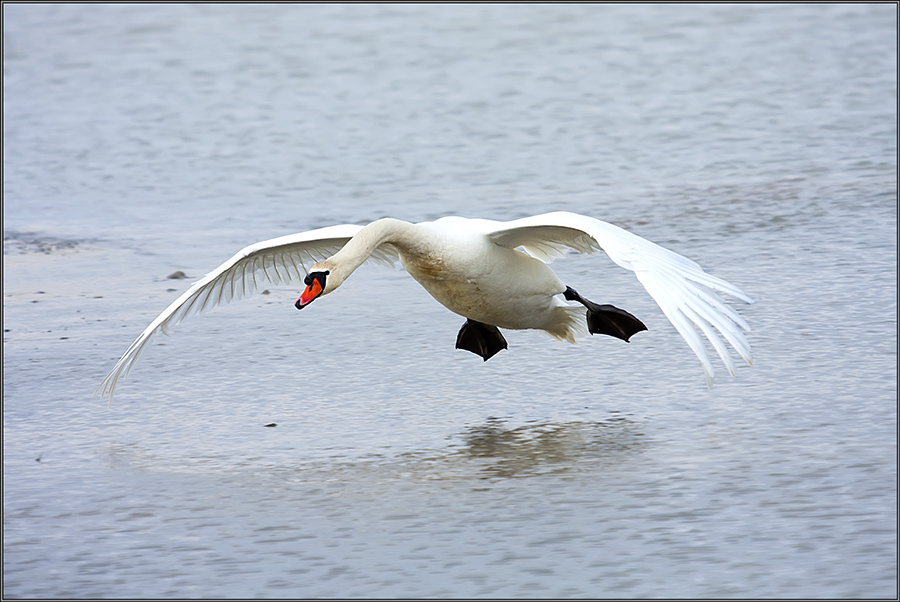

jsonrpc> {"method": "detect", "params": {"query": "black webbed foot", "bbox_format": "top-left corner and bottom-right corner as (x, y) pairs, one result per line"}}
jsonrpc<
(456, 319), (508, 361)
(564, 286), (648, 342)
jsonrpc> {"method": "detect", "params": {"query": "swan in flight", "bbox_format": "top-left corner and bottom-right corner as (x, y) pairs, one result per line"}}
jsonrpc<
(96, 211), (752, 401)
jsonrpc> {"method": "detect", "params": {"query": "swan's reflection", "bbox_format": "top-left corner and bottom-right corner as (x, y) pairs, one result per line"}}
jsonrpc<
(447, 415), (646, 479)
(106, 416), (647, 484)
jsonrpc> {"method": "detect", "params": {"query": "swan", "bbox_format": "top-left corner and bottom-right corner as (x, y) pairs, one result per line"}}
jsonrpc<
(96, 211), (753, 401)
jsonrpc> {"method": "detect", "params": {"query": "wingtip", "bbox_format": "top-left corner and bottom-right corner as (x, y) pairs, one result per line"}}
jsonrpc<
(94, 383), (113, 406)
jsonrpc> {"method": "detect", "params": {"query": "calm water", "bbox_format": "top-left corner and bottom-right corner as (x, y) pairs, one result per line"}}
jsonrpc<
(4, 4), (896, 598)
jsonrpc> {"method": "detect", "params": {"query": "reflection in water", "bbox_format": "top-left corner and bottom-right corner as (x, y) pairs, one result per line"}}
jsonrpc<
(406, 417), (646, 479)
(451, 415), (646, 480)
(105, 416), (647, 485)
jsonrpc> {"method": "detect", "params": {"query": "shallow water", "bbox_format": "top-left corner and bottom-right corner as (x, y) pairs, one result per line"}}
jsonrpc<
(3, 4), (897, 598)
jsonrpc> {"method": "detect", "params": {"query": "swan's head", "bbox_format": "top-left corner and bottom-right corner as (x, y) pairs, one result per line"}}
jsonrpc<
(295, 258), (345, 309)
(295, 269), (331, 310)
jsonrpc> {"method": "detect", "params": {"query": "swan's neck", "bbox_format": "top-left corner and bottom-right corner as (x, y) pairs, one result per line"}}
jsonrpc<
(326, 218), (412, 287)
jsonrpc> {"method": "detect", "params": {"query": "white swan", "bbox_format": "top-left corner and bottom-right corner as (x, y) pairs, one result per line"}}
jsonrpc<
(96, 211), (753, 401)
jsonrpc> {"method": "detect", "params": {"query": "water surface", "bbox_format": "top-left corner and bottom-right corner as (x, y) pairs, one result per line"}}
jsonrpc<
(4, 4), (896, 598)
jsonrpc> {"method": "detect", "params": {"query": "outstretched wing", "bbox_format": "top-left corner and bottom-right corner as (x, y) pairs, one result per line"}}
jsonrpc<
(97, 224), (400, 401)
(484, 211), (753, 387)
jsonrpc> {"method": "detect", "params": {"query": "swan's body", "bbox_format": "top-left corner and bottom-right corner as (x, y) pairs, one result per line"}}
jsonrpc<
(368, 218), (579, 340)
(97, 211), (753, 401)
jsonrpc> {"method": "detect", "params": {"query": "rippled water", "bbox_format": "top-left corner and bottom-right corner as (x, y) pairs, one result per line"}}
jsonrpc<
(4, 4), (896, 598)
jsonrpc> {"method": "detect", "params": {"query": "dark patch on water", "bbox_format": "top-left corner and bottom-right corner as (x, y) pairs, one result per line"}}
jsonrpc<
(3, 231), (87, 255)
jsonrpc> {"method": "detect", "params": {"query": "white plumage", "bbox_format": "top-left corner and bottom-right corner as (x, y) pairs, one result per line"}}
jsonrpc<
(97, 211), (752, 401)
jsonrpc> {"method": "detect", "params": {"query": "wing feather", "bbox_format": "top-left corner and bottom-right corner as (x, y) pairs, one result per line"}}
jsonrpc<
(96, 223), (400, 402)
(486, 211), (753, 386)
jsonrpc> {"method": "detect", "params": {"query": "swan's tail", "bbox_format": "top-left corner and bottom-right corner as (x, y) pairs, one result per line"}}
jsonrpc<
(541, 304), (589, 343)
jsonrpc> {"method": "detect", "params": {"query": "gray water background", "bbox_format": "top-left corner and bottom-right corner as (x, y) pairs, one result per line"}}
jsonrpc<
(3, 4), (897, 598)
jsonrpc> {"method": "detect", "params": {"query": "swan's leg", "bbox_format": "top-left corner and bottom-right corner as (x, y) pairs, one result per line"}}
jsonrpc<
(455, 319), (508, 361)
(563, 286), (648, 342)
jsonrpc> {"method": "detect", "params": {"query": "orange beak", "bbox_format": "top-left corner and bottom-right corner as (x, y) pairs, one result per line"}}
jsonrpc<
(296, 278), (323, 309)
(295, 271), (329, 310)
